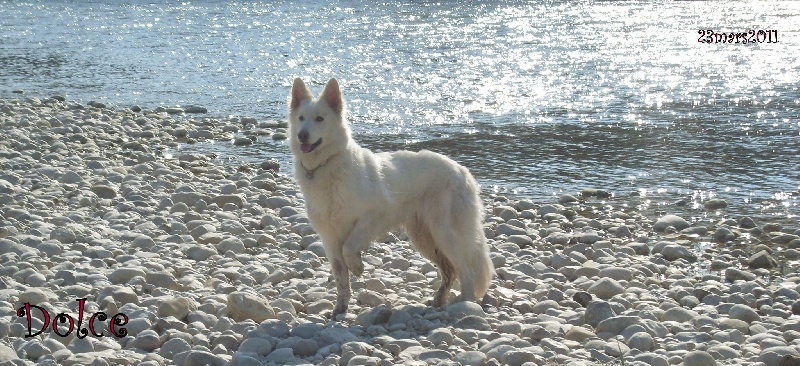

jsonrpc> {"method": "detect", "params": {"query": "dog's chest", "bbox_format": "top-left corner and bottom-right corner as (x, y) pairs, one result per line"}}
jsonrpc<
(299, 175), (355, 225)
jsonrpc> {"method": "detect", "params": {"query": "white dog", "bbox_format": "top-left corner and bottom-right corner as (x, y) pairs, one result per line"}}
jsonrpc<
(288, 78), (494, 318)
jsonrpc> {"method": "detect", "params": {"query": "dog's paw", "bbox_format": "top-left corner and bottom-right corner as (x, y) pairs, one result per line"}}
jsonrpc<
(331, 303), (348, 320)
(350, 261), (365, 277)
(429, 296), (446, 308)
(344, 253), (365, 277)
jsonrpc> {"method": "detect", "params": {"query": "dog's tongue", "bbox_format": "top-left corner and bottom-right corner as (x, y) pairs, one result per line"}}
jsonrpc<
(300, 143), (313, 153)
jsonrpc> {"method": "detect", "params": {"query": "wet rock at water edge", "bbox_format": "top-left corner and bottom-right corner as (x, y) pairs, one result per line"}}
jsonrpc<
(233, 136), (255, 146)
(184, 106), (208, 113)
(713, 227), (736, 242)
(558, 194), (579, 204)
(748, 250), (779, 269)
(581, 188), (612, 198)
(653, 214), (691, 232)
(738, 216), (757, 229)
(661, 244), (698, 262)
(704, 198), (728, 210)
(725, 267), (757, 282)
(261, 159), (280, 171)
(241, 116), (258, 125)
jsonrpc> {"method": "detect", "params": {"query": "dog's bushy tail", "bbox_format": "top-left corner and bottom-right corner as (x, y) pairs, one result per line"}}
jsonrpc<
(450, 171), (494, 300)
(471, 228), (494, 300)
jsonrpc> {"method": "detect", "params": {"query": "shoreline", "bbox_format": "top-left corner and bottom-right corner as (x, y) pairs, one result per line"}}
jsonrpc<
(1, 96), (799, 366)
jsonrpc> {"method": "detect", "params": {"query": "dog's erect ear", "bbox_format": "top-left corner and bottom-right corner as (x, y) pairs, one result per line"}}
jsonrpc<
(321, 78), (343, 113)
(291, 78), (312, 110)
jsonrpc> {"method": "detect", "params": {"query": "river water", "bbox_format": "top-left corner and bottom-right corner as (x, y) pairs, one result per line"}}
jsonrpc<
(1, 1), (798, 225)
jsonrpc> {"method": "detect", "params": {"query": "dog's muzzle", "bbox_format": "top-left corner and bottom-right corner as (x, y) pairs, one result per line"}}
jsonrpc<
(300, 138), (322, 153)
(297, 130), (321, 153)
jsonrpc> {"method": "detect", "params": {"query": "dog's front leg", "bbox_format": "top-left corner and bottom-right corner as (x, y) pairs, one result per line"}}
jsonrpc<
(342, 217), (381, 277)
(330, 256), (351, 318)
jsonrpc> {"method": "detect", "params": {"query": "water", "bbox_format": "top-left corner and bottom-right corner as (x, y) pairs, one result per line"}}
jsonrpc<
(2, 0), (799, 225)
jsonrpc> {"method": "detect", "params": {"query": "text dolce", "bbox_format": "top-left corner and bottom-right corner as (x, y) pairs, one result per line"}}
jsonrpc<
(17, 298), (129, 338)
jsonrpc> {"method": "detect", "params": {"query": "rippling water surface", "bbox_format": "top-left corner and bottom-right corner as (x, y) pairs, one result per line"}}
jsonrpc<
(1, 1), (798, 224)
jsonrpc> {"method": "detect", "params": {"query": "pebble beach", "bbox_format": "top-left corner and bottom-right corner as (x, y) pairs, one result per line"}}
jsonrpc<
(1, 96), (800, 366)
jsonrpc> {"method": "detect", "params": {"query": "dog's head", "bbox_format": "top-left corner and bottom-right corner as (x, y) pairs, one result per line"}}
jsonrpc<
(288, 78), (350, 157)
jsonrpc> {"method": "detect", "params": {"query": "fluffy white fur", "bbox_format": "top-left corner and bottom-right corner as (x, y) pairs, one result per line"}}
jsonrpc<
(288, 78), (494, 318)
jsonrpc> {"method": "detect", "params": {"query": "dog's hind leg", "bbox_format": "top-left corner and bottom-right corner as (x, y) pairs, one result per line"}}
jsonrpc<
(429, 223), (489, 304)
(407, 218), (455, 307)
(431, 249), (456, 307)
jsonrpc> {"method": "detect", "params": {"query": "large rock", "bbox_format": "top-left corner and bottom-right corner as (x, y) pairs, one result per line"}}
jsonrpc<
(728, 304), (760, 324)
(158, 297), (192, 320)
(227, 292), (276, 322)
(108, 267), (146, 284)
(683, 350), (717, 366)
(90, 185), (117, 199)
(587, 278), (624, 300)
(217, 237), (246, 254)
(661, 307), (698, 323)
(628, 332), (655, 352)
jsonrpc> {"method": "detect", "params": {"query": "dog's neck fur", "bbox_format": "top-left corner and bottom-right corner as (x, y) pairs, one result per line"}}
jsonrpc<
(299, 155), (333, 180)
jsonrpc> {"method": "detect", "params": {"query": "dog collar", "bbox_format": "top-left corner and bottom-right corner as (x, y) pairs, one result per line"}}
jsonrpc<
(300, 159), (329, 180)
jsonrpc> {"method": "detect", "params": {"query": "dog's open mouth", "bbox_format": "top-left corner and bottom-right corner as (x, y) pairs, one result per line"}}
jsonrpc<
(300, 138), (322, 153)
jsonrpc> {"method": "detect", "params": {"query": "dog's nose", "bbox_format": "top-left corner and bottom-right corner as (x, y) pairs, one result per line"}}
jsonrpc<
(297, 130), (309, 143)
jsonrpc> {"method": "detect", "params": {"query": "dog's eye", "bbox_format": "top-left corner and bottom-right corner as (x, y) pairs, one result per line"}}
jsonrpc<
(298, 116), (304, 121)
(315, 116), (324, 122)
